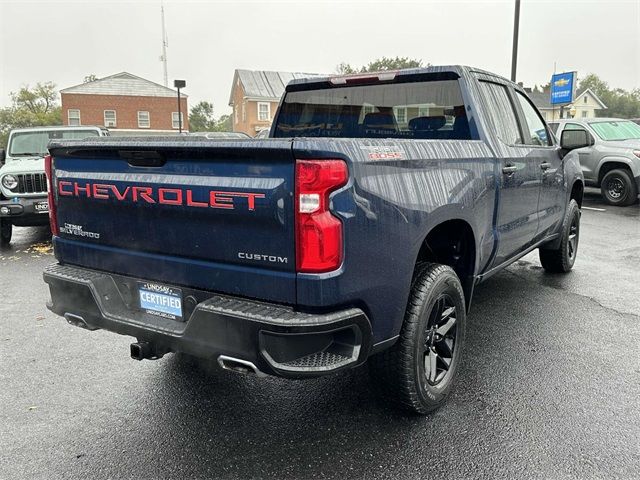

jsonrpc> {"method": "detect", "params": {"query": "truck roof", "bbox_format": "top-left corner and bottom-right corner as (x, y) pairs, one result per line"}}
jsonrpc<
(285, 65), (515, 89)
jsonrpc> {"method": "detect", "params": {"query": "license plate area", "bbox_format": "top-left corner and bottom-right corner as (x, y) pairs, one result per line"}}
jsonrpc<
(34, 201), (49, 213)
(138, 282), (183, 320)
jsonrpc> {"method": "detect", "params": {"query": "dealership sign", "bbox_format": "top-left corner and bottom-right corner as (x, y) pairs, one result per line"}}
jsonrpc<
(550, 72), (576, 105)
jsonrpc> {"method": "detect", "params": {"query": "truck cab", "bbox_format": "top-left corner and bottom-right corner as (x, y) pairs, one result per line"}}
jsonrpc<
(0, 125), (109, 245)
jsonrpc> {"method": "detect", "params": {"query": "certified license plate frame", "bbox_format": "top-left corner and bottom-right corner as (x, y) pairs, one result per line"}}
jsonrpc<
(138, 282), (183, 320)
(34, 200), (49, 213)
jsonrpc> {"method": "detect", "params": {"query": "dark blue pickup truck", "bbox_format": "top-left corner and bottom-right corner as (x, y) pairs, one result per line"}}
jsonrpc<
(44, 66), (587, 414)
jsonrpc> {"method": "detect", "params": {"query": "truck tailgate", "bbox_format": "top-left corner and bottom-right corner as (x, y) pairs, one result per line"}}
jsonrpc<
(48, 139), (296, 303)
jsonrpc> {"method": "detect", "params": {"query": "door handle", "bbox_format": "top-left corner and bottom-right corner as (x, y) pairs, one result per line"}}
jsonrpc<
(540, 162), (551, 171)
(502, 165), (517, 175)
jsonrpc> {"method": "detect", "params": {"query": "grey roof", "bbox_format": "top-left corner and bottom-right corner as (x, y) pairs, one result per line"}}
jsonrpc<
(61, 72), (187, 98)
(229, 69), (323, 105)
(527, 91), (553, 109)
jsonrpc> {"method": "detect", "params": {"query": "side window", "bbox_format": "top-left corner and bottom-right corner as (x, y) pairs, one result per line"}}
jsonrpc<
(479, 81), (522, 145)
(515, 91), (551, 146)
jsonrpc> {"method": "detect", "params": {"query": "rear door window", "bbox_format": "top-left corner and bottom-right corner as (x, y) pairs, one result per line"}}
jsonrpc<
(274, 77), (472, 140)
(479, 81), (522, 145)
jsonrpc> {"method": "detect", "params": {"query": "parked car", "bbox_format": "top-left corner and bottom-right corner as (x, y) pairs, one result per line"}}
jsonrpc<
(548, 118), (640, 205)
(255, 128), (270, 139)
(188, 131), (251, 139)
(0, 125), (109, 245)
(43, 66), (585, 414)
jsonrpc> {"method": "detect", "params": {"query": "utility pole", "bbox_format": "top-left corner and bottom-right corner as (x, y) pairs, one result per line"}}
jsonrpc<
(510, 0), (521, 82)
(160, 3), (169, 87)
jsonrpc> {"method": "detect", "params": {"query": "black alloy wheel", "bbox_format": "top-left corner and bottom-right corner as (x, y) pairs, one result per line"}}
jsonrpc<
(422, 294), (457, 386)
(567, 214), (579, 262)
(369, 263), (466, 414)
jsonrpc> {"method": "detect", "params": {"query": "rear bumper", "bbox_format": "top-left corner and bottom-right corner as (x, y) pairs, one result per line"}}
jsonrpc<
(0, 196), (49, 226)
(43, 263), (373, 378)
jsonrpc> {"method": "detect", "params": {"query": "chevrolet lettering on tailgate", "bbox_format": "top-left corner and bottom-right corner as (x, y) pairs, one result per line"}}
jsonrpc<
(57, 180), (266, 211)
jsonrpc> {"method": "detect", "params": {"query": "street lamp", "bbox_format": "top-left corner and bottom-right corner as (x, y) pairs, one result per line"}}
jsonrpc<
(174, 79), (186, 133)
(510, 0), (521, 82)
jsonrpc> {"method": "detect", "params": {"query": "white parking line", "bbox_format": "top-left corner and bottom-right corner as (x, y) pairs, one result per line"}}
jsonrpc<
(582, 206), (606, 212)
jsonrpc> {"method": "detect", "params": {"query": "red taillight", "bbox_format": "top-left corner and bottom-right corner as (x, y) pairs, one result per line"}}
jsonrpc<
(44, 154), (59, 236)
(295, 159), (348, 273)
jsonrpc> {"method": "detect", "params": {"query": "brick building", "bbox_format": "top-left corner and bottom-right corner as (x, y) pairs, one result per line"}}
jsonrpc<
(61, 72), (188, 133)
(228, 69), (319, 136)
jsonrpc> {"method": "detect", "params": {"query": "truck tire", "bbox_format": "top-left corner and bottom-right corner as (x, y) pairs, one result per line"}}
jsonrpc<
(539, 199), (580, 273)
(369, 263), (466, 414)
(601, 169), (638, 206)
(0, 219), (11, 246)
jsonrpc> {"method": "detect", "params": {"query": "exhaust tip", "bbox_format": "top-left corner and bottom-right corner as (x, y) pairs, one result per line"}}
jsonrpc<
(64, 313), (98, 330)
(217, 355), (265, 377)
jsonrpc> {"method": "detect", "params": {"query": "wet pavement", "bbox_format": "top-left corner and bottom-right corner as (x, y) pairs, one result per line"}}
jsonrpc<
(1, 188), (639, 479)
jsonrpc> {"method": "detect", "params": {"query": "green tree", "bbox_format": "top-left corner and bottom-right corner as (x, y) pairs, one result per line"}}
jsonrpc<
(578, 74), (640, 118)
(336, 56), (424, 74)
(214, 114), (232, 132)
(336, 62), (358, 75)
(84, 74), (98, 83)
(362, 56), (423, 72)
(0, 82), (62, 148)
(188, 101), (232, 133)
(189, 101), (217, 132)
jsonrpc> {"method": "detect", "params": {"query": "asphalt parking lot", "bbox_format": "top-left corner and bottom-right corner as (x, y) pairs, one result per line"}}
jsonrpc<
(1, 188), (639, 480)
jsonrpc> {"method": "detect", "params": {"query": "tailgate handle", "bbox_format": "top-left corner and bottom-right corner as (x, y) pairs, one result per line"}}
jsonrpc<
(120, 150), (166, 167)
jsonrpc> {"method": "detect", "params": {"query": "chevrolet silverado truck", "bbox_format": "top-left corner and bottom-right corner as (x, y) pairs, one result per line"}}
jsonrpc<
(0, 125), (108, 245)
(43, 66), (587, 414)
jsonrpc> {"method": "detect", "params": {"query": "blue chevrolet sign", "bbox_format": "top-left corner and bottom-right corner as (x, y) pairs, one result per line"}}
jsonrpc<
(550, 72), (576, 105)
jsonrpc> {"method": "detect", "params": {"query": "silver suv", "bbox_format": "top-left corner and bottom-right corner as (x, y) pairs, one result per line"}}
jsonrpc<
(549, 118), (640, 206)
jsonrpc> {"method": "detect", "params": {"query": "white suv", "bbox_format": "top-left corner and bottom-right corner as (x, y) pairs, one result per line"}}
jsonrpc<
(0, 125), (109, 245)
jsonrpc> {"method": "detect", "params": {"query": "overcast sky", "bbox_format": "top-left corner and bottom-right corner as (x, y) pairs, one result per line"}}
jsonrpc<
(1, 0), (638, 116)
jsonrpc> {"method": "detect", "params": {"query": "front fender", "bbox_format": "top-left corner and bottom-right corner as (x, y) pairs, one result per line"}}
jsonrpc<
(595, 156), (638, 182)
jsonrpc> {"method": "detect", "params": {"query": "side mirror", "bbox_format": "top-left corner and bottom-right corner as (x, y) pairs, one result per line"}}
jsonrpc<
(560, 129), (593, 151)
(0, 149), (5, 167)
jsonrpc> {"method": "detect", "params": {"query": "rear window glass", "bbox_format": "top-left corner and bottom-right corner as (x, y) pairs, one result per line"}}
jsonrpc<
(273, 79), (472, 140)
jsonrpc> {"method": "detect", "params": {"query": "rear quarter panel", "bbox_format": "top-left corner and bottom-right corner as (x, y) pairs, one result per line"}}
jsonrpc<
(294, 138), (497, 343)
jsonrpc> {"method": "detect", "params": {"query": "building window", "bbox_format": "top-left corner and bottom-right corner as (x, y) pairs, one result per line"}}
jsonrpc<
(258, 102), (271, 122)
(234, 105), (239, 124)
(104, 110), (117, 127)
(584, 95), (588, 104)
(418, 106), (429, 117)
(137, 111), (150, 128)
(172, 112), (184, 129)
(68, 109), (81, 126)
(582, 111), (588, 118)
(395, 107), (407, 124)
